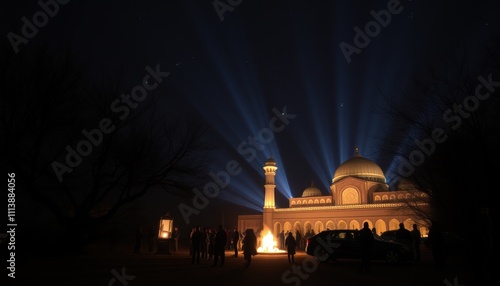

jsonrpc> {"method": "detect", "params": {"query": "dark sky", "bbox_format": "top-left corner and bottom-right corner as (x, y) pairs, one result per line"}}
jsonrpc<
(3, 0), (499, 229)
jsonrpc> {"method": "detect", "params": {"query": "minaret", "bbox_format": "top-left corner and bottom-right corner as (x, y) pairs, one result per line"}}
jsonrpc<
(263, 157), (277, 233)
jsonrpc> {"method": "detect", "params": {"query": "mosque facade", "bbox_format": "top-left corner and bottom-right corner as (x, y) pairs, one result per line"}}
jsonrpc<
(237, 147), (431, 244)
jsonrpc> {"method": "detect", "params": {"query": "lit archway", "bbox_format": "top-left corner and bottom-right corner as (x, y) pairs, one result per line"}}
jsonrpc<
(314, 221), (324, 234)
(375, 219), (387, 235)
(389, 219), (400, 230)
(338, 220), (347, 229)
(326, 221), (335, 230)
(403, 218), (414, 231)
(273, 222), (282, 237)
(293, 221), (302, 236)
(350, 220), (360, 230)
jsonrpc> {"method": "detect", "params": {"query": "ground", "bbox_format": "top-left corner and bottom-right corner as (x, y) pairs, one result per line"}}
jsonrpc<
(14, 244), (472, 286)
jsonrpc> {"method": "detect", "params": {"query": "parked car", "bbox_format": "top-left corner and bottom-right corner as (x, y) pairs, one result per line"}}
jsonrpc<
(305, 229), (414, 264)
(379, 230), (398, 242)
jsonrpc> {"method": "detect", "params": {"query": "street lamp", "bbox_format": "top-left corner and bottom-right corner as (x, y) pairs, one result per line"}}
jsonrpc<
(157, 213), (173, 254)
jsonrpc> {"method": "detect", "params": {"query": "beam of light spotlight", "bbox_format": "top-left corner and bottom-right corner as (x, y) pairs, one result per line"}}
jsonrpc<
(217, 173), (264, 212)
(264, 145), (293, 199)
(385, 125), (427, 184)
(173, 8), (293, 209)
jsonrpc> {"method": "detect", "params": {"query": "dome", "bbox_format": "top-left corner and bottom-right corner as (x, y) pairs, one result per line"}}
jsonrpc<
(332, 147), (386, 183)
(302, 182), (322, 197)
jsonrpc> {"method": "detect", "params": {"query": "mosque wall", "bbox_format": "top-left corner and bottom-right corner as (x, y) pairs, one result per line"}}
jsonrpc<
(237, 152), (432, 242)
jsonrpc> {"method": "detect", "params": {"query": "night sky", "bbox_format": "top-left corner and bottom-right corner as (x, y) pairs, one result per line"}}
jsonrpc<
(2, 0), (499, 228)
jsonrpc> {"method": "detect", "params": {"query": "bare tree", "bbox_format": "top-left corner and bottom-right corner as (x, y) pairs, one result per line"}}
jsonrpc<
(0, 42), (214, 253)
(376, 39), (498, 283)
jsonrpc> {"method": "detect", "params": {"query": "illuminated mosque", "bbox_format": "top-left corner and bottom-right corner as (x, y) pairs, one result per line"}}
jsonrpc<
(237, 147), (431, 248)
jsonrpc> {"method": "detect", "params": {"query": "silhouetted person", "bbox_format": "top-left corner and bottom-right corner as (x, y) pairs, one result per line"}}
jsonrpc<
(200, 227), (208, 259)
(279, 230), (285, 250)
(411, 224), (421, 261)
(242, 229), (257, 268)
(427, 222), (446, 268)
(285, 232), (297, 262)
(173, 227), (180, 252)
(371, 227), (379, 238)
(207, 227), (215, 261)
(191, 226), (202, 264)
(226, 228), (232, 250)
(238, 230), (243, 250)
(304, 229), (313, 247)
(212, 225), (227, 266)
(189, 227), (196, 255)
(232, 227), (240, 257)
(396, 223), (412, 247)
(295, 230), (302, 250)
(358, 222), (374, 273)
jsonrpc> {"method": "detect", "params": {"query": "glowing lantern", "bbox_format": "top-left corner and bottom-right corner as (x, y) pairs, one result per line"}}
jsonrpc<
(157, 213), (174, 255)
(158, 213), (173, 240)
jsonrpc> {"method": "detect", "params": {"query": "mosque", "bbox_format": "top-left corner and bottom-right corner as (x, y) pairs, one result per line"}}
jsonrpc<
(237, 147), (431, 247)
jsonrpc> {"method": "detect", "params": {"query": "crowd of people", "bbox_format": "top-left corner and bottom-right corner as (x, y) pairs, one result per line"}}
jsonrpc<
(181, 225), (307, 267)
(187, 225), (228, 265)
(184, 226), (314, 262)
(358, 222), (444, 272)
(168, 222), (440, 270)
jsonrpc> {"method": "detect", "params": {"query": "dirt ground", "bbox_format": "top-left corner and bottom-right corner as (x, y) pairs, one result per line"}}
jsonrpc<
(11, 244), (477, 286)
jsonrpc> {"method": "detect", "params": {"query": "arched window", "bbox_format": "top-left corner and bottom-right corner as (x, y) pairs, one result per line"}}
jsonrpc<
(350, 220), (360, 230)
(326, 221), (335, 230)
(375, 219), (387, 234)
(389, 219), (400, 230)
(338, 221), (347, 229)
(314, 221), (324, 234)
(341, 187), (359, 204)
